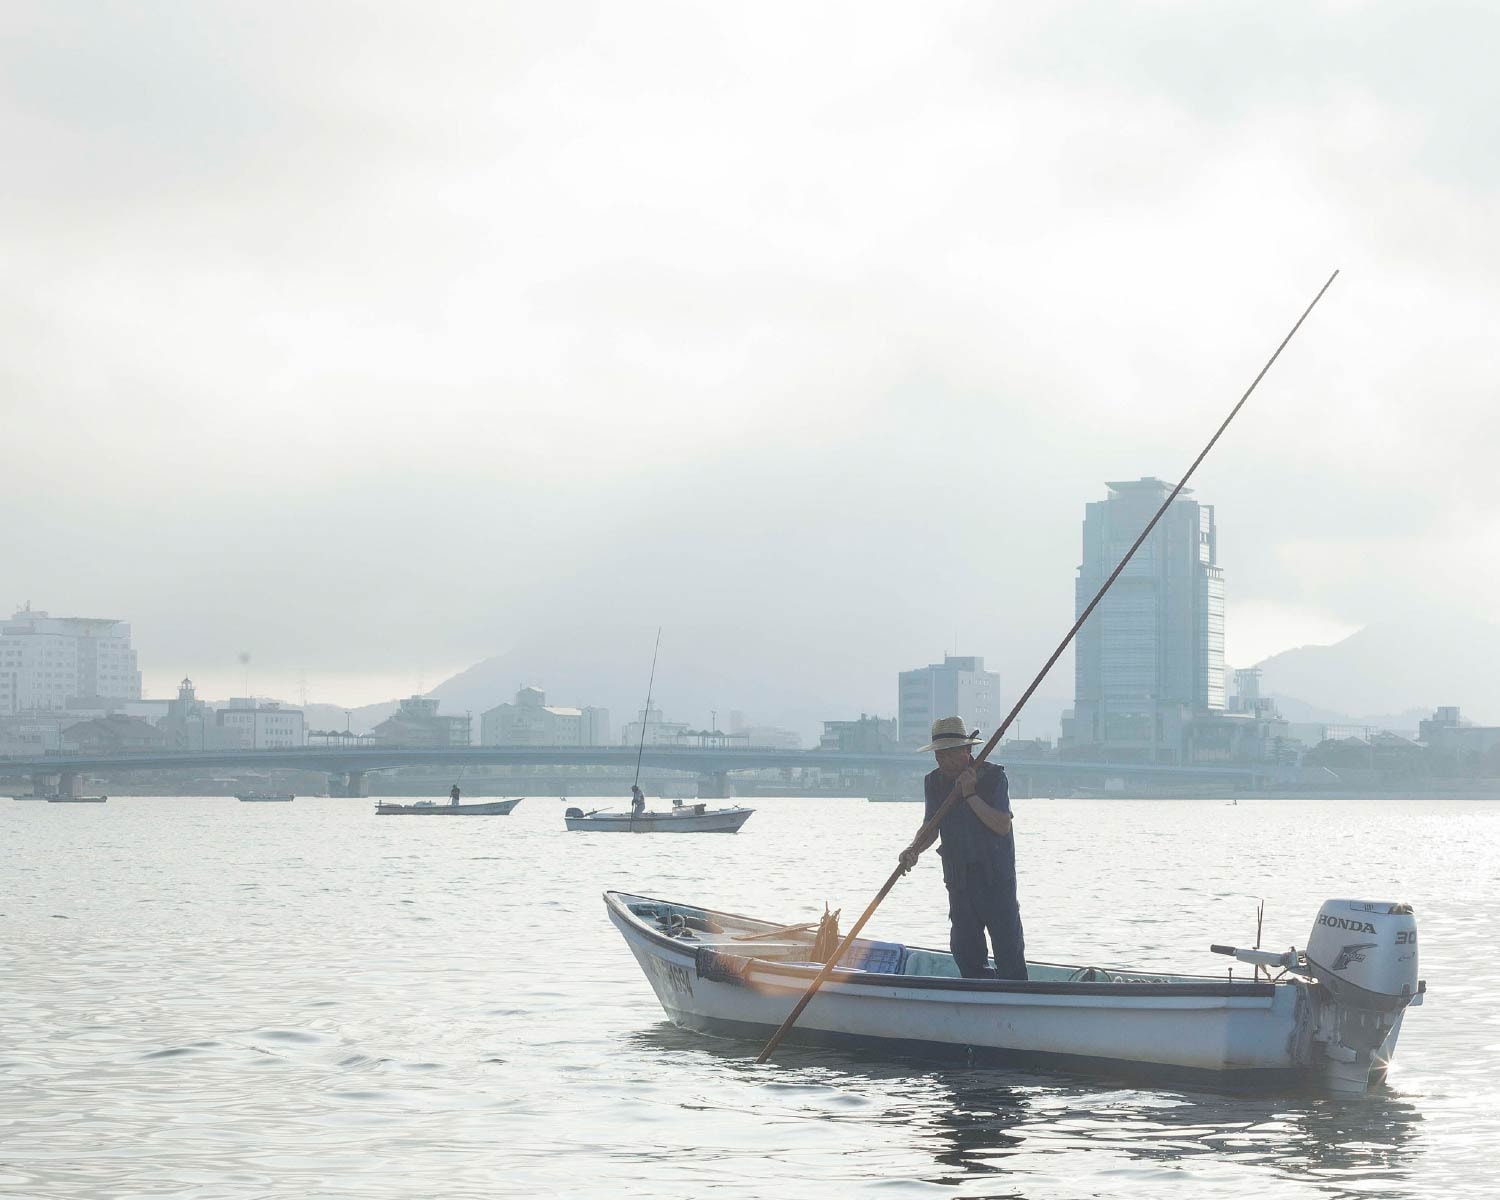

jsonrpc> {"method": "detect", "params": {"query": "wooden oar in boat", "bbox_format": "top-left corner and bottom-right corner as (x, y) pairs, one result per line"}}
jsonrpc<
(756, 271), (1340, 1064)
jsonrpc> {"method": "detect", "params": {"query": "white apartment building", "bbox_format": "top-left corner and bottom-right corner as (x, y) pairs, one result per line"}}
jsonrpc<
(481, 686), (610, 747)
(216, 698), (305, 748)
(898, 655), (1001, 747)
(0, 607), (142, 715)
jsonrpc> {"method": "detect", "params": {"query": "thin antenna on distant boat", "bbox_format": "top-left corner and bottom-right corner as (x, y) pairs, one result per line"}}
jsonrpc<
(632, 628), (662, 794)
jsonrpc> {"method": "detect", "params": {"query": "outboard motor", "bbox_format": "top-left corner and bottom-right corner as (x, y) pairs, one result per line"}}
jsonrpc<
(1306, 899), (1419, 1011)
(1305, 899), (1424, 1091)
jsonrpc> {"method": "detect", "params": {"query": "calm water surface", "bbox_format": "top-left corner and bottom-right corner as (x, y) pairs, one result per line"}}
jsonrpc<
(3, 796), (1496, 1198)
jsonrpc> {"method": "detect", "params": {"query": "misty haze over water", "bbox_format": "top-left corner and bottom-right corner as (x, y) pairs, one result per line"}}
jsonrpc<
(5, 4), (1498, 1199)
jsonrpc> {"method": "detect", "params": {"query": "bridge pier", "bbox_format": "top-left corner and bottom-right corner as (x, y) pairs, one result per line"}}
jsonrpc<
(332, 771), (369, 798)
(696, 771), (733, 800)
(57, 771), (81, 799)
(876, 768), (916, 801)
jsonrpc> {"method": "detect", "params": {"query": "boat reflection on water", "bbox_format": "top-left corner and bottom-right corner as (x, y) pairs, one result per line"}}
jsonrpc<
(916, 1071), (1422, 1196)
(626, 1026), (1422, 1197)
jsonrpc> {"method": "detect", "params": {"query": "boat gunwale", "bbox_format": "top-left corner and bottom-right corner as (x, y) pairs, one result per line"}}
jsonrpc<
(606, 890), (1281, 1000)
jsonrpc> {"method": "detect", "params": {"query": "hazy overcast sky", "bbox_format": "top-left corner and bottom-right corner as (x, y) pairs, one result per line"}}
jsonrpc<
(3, 2), (1496, 725)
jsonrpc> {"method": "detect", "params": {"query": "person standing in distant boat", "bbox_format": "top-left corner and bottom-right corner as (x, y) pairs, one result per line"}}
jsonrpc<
(898, 716), (1027, 980)
(450, 784), (461, 807)
(631, 784), (646, 815)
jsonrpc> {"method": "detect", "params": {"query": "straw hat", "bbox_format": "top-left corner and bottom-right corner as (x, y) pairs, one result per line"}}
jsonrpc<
(918, 716), (982, 753)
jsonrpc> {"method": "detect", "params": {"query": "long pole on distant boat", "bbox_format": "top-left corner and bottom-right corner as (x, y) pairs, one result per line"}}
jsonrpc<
(630, 628), (663, 827)
(755, 270), (1340, 1064)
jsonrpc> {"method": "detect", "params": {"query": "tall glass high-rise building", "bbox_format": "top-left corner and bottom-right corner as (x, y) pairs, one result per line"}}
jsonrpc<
(1070, 478), (1224, 763)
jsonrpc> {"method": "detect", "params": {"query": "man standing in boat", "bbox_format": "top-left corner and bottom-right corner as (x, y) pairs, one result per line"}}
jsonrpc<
(898, 717), (1026, 980)
(450, 784), (462, 807)
(630, 784), (646, 815)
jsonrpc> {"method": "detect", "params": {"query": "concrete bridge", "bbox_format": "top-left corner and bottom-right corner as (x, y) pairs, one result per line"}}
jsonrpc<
(1, 745), (1271, 798)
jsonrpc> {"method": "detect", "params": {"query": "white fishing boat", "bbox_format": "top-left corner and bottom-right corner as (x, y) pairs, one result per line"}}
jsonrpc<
(375, 797), (522, 816)
(571, 632), (756, 833)
(605, 890), (1426, 1093)
(565, 804), (753, 833)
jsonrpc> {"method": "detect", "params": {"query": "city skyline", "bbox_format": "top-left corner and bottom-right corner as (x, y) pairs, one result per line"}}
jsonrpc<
(0, 472), (1395, 730)
(5, 460), (1496, 745)
(11, 576), (1500, 749)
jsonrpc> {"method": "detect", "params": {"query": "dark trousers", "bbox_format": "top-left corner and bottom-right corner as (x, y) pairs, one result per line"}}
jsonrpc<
(947, 864), (1027, 980)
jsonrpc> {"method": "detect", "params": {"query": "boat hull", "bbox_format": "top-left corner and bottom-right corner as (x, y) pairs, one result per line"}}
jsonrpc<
(566, 807), (753, 833)
(376, 798), (522, 815)
(605, 892), (1407, 1093)
(46, 796), (107, 803)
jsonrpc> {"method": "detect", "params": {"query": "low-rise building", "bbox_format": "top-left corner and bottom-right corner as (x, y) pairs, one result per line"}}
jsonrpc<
(1304, 732), (1427, 776)
(371, 696), (471, 747)
(155, 677), (245, 750)
(819, 714), (898, 754)
(62, 713), (168, 753)
(728, 717), (803, 750)
(1419, 706), (1500, 771)
(480, 687), (610, 746)
(620, 704), (691, 748)
(215, 698), (305, 749)
(1, 712), (87, 755)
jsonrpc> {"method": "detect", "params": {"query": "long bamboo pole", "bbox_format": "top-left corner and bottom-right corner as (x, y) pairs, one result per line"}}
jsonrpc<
(756, 271), (1339, 1064)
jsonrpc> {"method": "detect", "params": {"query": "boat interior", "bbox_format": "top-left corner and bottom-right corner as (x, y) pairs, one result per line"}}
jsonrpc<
(619, 894), (1218, 985)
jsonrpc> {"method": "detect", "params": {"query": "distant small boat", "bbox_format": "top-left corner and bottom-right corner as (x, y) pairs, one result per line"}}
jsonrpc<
(47, 795), (108, 803)
(237, 792), (294, 802)
(375, 798), (523, 816)
(10, 795), (47, 801)
(564, 803), (753, 833)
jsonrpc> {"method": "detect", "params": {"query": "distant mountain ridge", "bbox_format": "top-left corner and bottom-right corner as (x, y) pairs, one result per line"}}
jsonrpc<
(280, 612), (1500, 743)
(1253, 613), (1500, 726)
(301, 700), (399, 735)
